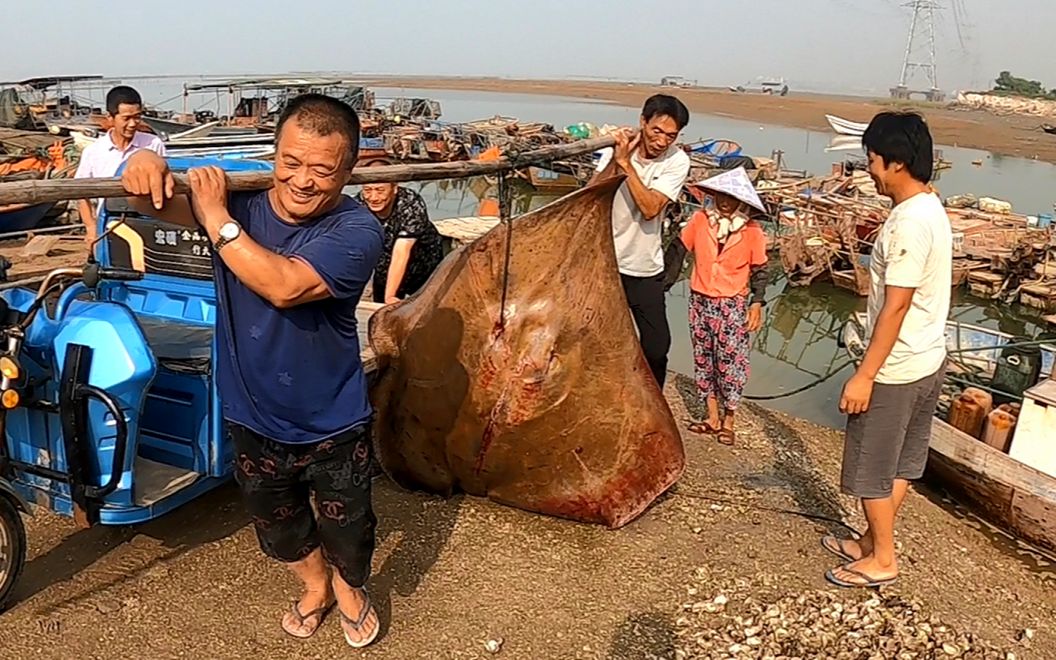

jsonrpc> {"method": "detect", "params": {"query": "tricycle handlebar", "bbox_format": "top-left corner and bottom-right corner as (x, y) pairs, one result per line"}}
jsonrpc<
(82, 264), (143, 288)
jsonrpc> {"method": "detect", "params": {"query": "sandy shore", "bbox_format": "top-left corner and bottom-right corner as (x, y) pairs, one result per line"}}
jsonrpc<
(365, 77), (1056, 165)
(1, 375), (1052, 659)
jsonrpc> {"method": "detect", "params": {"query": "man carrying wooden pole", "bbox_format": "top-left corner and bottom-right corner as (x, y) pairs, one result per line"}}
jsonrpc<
(0, 121), (616, 647)
(122, 93), (386, 647)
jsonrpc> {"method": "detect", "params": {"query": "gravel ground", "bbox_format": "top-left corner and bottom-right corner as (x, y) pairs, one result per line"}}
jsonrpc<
(0, 373), (1052, 659)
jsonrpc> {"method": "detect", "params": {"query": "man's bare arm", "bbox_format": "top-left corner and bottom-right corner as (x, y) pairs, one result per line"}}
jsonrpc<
(621, 166), (670, 219)
(77, 199), (98, 244)
(207, 221), (331, 308)
(186, 167), (328, 308)
(857, 286), (915, 380)
(839, 285), (915, 414)
(384, 238), (415, 302)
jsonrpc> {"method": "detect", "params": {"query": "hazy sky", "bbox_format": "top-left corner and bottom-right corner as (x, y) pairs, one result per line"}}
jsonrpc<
(5, 1), (1052, 95)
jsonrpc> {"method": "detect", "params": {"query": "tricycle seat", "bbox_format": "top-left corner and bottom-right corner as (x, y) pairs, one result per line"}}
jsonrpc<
(135, 315), (213, 375)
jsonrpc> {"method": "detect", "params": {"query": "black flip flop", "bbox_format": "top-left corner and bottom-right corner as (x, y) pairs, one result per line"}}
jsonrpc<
(820, 535), (858, 562)
(282, 599), (335, 639)
(825, 564), (898, 589)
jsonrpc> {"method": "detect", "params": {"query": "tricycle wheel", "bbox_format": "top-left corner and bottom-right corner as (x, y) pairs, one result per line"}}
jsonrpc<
(0, 496), (26, 613)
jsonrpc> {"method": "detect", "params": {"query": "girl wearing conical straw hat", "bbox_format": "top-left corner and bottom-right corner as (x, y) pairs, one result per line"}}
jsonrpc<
(672, 167), (769, 445)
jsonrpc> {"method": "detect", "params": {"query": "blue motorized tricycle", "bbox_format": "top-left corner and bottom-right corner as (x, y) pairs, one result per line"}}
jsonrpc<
(0, 157), (272, 611)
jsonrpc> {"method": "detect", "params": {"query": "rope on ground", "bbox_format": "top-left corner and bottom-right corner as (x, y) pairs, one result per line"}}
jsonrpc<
(671, 488), (861, 535)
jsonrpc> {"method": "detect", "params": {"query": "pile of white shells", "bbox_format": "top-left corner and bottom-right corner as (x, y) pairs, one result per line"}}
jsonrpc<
(675, 589), (1020, 659)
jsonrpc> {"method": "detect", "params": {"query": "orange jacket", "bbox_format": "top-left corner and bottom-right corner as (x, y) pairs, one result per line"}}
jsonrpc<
(680, 210), (767, 298)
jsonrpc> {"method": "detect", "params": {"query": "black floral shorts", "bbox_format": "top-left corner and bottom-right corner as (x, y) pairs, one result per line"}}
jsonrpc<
(228, 421), (376, 587)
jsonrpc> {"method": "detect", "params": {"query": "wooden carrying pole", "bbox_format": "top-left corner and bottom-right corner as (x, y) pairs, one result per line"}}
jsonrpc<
(0, 136), (616, 206)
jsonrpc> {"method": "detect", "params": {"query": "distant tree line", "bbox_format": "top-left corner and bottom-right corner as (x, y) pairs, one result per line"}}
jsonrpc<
(990, 71), (1056, 100)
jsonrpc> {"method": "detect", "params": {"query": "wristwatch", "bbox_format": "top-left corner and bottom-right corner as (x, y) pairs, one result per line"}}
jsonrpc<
(213, 221), (242, 252)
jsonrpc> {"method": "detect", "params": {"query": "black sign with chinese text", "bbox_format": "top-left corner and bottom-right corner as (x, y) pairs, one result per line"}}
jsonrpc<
(106, 215), (215, 281)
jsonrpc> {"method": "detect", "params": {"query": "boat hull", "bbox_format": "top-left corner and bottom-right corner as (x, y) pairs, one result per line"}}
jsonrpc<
(0, 202), (56, 232)
(928, 418), (1056, 554)
(825, 114), (868, 137)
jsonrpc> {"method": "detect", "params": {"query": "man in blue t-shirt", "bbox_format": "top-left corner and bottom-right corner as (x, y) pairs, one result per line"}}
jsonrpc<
(122, 94), (384, 648)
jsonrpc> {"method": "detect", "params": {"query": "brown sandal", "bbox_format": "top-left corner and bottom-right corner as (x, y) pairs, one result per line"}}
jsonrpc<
(717, 429), (735, 446)
(688, 420), (720, 435)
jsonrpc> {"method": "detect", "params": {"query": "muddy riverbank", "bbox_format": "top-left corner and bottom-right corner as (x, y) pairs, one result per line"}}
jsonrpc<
(365, 76), (1056, 166)
(0, 374), (1051, 659)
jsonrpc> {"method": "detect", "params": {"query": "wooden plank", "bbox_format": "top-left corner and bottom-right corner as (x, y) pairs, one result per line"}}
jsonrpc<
(1020, 284), (1056, 312)
(967, 270), (1005, 284)
(433, 216), (500, 244)
(930, 418), (1056, 502)
(1011, 490), (1056, 552)
(0, 136), (615, 206)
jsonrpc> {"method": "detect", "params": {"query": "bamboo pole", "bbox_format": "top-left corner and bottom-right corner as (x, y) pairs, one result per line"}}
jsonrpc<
(0, 136), (616, 206)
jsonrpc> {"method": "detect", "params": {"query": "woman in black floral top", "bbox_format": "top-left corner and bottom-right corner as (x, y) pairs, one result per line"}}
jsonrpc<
(357, 164), (445, 304)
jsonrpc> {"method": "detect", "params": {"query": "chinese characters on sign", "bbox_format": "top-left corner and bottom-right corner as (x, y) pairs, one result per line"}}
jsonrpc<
(153, 228), (211, 257)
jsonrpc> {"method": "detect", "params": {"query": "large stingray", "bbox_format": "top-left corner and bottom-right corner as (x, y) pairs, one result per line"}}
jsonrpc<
(367, 178), (685, 528)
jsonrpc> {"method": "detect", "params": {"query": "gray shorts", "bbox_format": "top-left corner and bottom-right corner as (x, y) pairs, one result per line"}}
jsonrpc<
(840, 364), (946, 499)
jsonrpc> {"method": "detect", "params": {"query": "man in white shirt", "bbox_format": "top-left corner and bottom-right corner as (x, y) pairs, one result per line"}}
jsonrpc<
(591, 94), (691, 389)
(822, 112), (952, 589)
(74, 85), (166, 247)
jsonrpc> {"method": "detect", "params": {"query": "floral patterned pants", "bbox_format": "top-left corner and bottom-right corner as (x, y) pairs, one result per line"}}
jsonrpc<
(689, 293), (751, 411)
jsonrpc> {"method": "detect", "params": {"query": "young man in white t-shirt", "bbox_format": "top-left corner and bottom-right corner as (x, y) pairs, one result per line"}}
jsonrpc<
(822, 112), (952, 589)
(591, 94), (691, 389)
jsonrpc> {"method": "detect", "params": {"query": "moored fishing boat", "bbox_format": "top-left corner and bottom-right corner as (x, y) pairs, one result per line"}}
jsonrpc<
(825, 114), (869, 137)
(842, 313), (1056, 553)
(0, 201), (61, 232)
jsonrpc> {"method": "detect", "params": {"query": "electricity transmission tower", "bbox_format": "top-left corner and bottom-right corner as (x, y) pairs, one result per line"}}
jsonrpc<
(891, 0), (945, 102)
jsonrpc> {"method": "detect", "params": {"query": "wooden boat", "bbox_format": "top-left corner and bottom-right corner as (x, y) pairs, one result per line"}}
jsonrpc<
(825, 114), (868, 137)
(1041, 124), (1056, 136)
(842, 313), (1056, 552)
(163, 145), (276, 160)
(831, 266), (870, 296)
(525, 166), (580, 192)
(684, 138), (742, 162)
(0, 201), (60, 232)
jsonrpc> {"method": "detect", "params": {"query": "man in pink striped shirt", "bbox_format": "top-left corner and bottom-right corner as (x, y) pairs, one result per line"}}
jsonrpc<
(74, 85), (166, 247)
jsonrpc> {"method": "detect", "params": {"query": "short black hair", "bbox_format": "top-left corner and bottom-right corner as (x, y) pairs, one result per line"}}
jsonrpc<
(862, 111), (933, 184)
(276, 93), (361, 166)
(642, 94), (690, 130)
(106, 86), (142, 115)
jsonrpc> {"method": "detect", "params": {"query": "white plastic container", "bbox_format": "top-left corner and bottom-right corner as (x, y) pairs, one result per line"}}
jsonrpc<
(1008, 380), (1056, 478)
